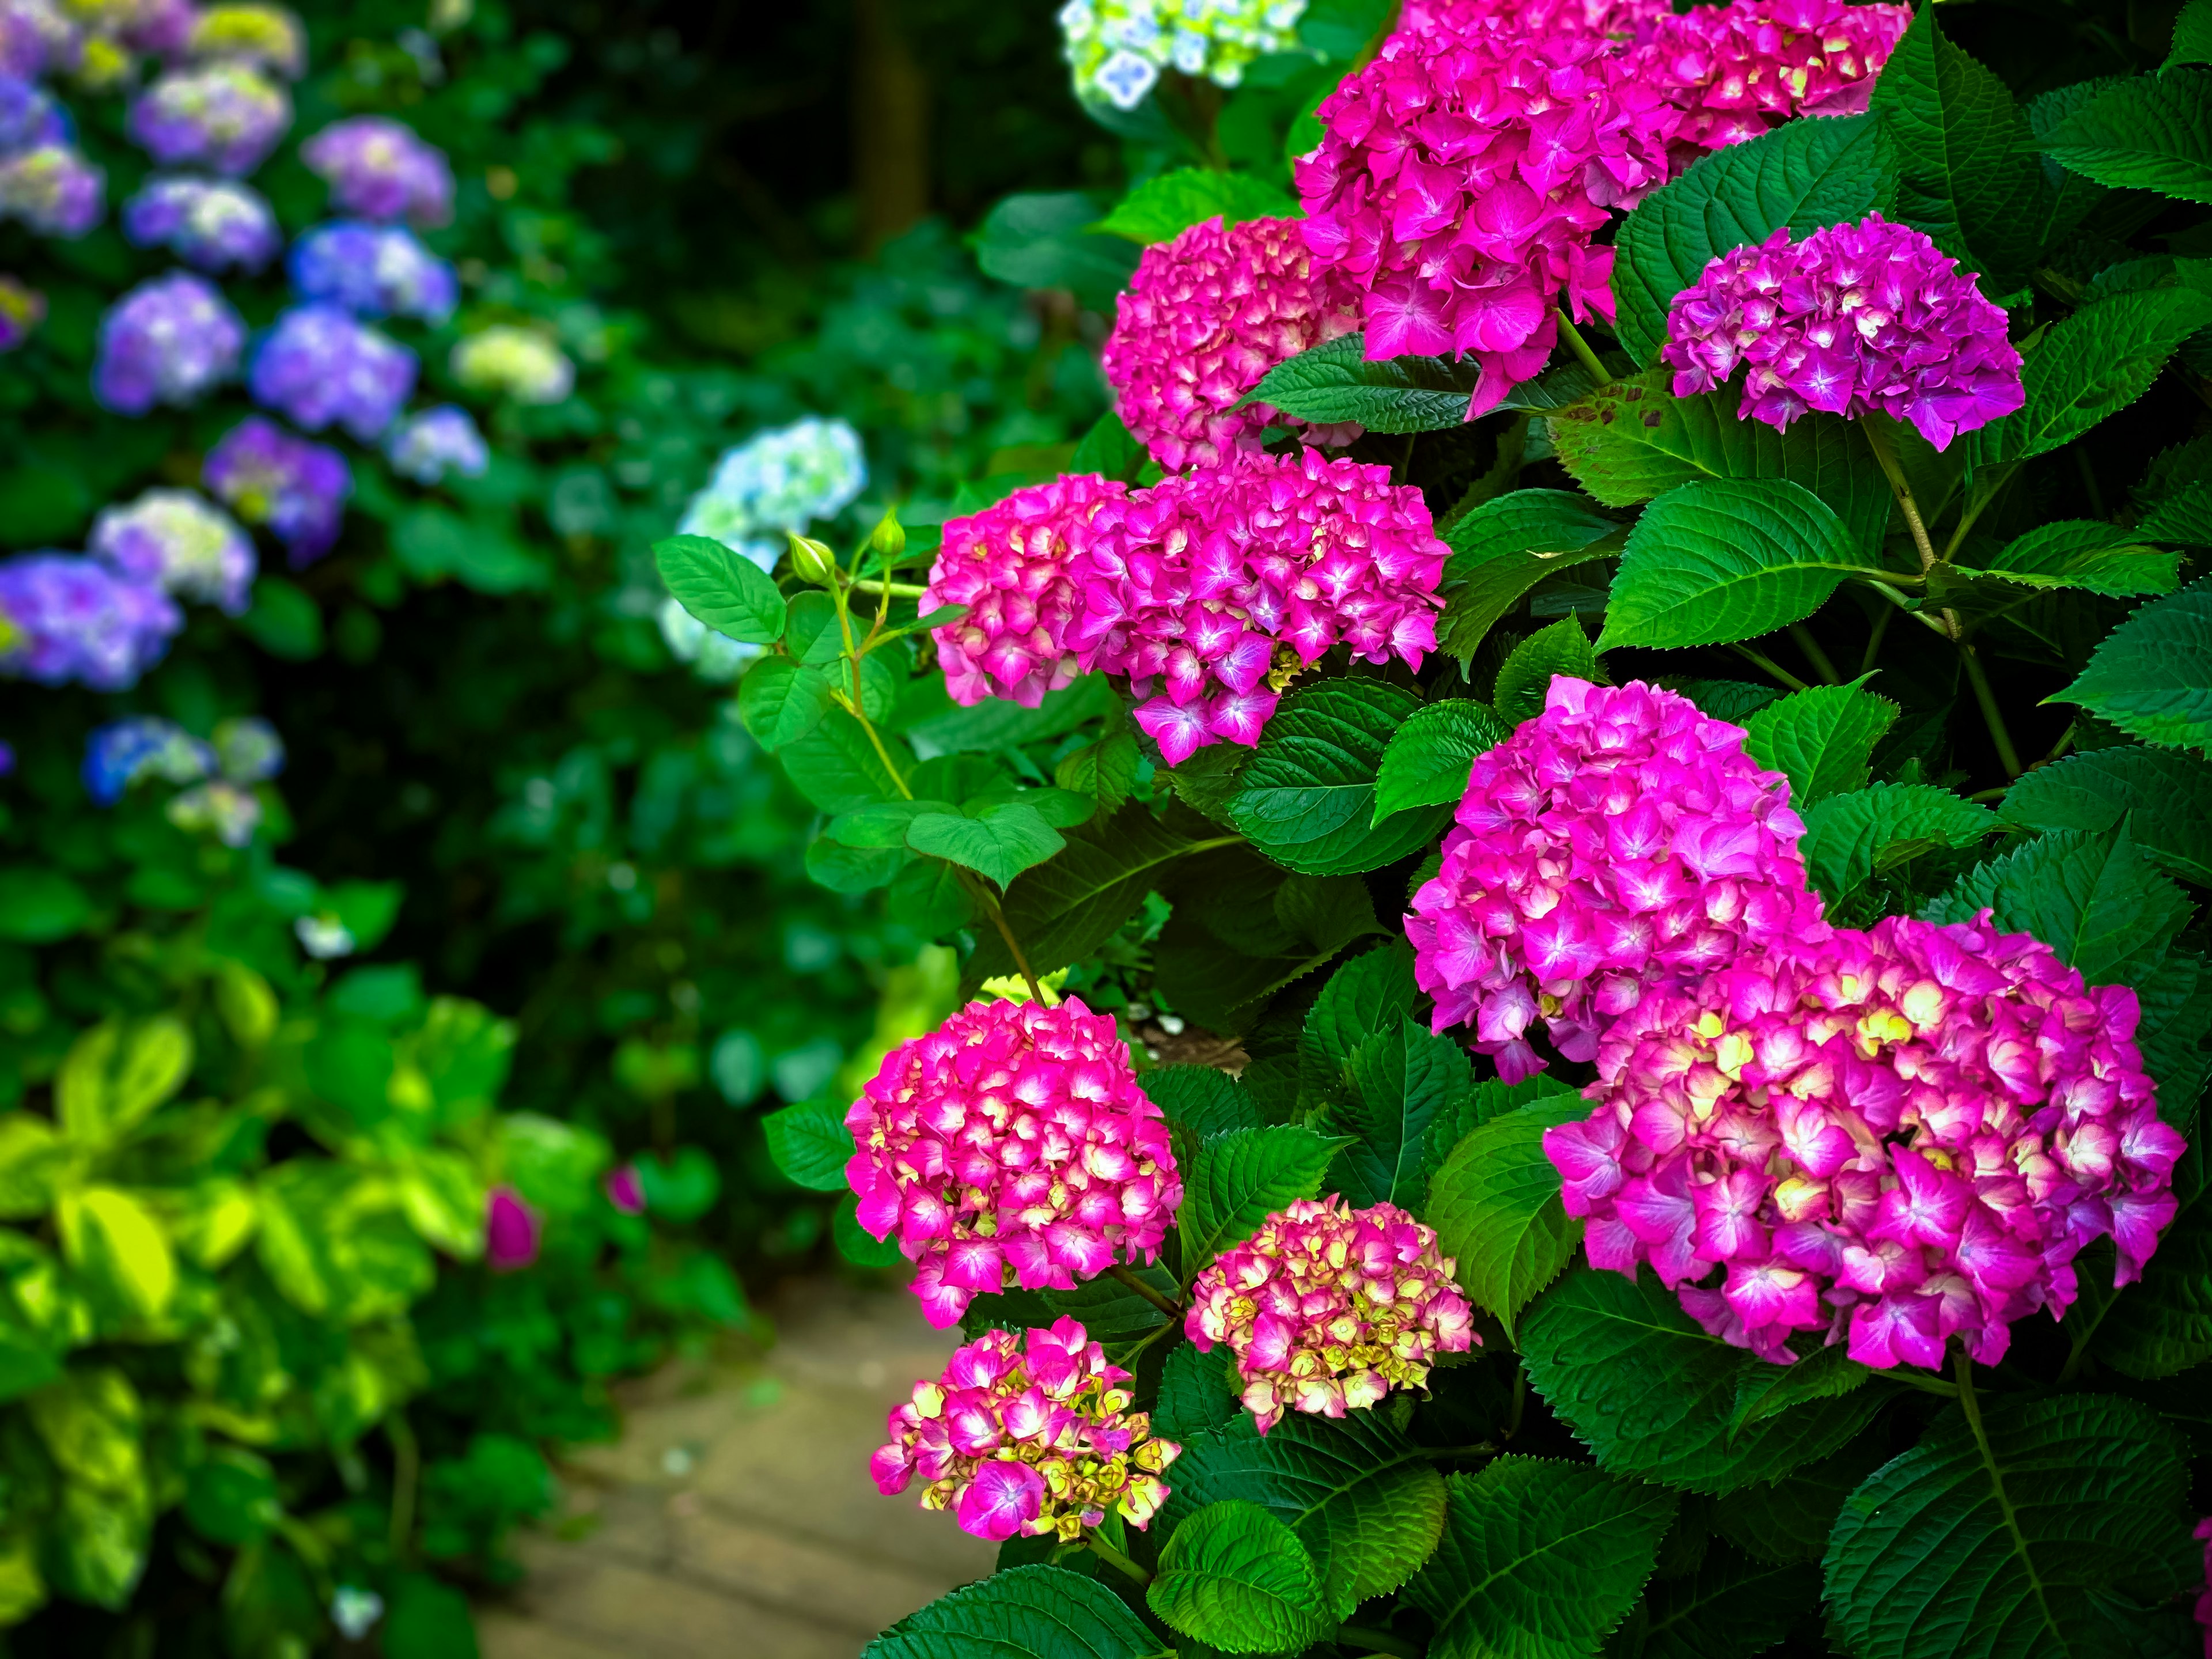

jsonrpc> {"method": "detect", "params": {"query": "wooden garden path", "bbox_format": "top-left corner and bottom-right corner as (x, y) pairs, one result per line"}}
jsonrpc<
(475, 1278), (993, 1659)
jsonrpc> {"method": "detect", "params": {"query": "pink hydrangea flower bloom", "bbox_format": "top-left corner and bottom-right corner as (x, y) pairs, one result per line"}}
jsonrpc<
(870, 1317), (1181, 1542)
(1071, 448), (1446, 764)
(1662, 213), (2024, 449)
(604, 1164), (646, 1215)
(1101, 214), (1364, 472)
(844, 997), (1181, 1330)
(1546, 912), (2182, 1371)
(2194, 1517), (2212, 1657)
(922, 475), (1125, 710)
(1407, 677), (1829, 1082)
(1637, 0), (1911, 156)
(1187, 1196), (1475, 1434)
(486, 1185), (541, 1271)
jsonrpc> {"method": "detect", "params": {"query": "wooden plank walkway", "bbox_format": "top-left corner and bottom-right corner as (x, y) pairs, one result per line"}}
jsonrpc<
(476, 1279), (994, 1659)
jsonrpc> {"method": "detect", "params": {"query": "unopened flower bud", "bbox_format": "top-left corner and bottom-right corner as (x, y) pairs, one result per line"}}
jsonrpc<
(787, 532), (837, 585)
(869, 508), (904, 558)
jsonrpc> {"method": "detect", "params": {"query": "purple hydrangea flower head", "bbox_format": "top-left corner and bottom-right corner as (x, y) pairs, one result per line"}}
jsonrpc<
(210, 714), (283, 783)
(844, 996), (1183, 1331)
(384, 404), (488, 485)
(203, 415), (351, 565)
(0, 74), (67, 150)
(300, 116), (452, 226)
(82, 715), (215, 805)
(1102, 215), (1364, 472)
(122, 175), (281, 272)
(1662, 213), (2025, 450)
(1071, 448), (1448, 764)
(249, 305), (417, 441)
(89, 487), (256, 613)
(1544, 911), (2182, 1370)
(94, 272), (245, 414)
(0, 142), (102, 236)
(128, 63), (291, 175)
(123, 0), (194, 55)
(0, 274), (41, 351)
(288, 220), (457, 320)
(1637, 0), (1910, 156)
(449, 324), (574, 405)
(0, 554), (181, 690)
(0, 0), (78, 80)
(922, 474), (1127, 711)
(185, 3), (305, 77)
(1406, 677), (1831, 1082)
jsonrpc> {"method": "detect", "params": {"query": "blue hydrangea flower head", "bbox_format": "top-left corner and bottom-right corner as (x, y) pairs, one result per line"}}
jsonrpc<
(82, 715), (214, 806)
(677, 415), (867, 571)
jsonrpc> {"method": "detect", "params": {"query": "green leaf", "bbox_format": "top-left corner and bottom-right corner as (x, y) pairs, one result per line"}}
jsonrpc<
(57, 1188), (175, 1319)
(1800, 783), (1997, 902)
(1596, 479), (1866, 652)
(183, 1450), (279, 1547)
(1521, 1266), (1895, 1494)
(1725, 1344), (1874, 1441)
(1154, 857), (1387, 1034)
(1443, 490), (1620, 578)
(2100, 1141), (2211, 1377)
(1426, 1096), (1590, 1340)
(1741, 677), (1901, 806)
(1324, 1017), (1475, 1210)
(1871, 7), (2047, 282)
(1373, 699), (1510, 823)
(1957, 520), (2180, 599)
(762, 1097), (852, 1192)
(1303, 944), (1422, 1080)
(2169, 0), (2212, 69)
(653, 533), (787, 646)
(974, 192), (1143, 310)
(1439, 538), (1624, 669)
(1156, 1344), (1241, 1442)
(2053, 577), (2212, 749)
(1163, 1411), (1448, 1621)
(2039, 68), (2212, 204)
(1492, 616), (1600, 725)
(1149, 1500), (1328, 1655)
(1711, 1440), (1891, 1566)
(1967, 291), (2212, 470)
(1406, 1457), (1676, 1659)
(1243, 332), (1477, 434)
(2002, 746), (2212, 886)
(1823, 1393), (2198, 1659)
(906, 803), (1066, 889)
(1094, 168), (1300, 242)
(1229, 680), (1450, 875)
(1069, 412), (1149, 482)
(1147, 1066), (1259, 1141)
(863, 1565), (1164, 1659)
(1043, 1264), (1179, 1362)
(0, 867), (92, 944)
(56, 1017), (192, 1147)
(237, 575), (323, 661)
(382, 1573), (481, 1659)
(1421, 1075), (1582, 1202)
(830, 799), (960, 849)
(1616, 1543), (1820, 1659)
(1056, 730), (1140, 820)
(1612, 114), (1894, 367)
(779, 707), (908, 814)
(899, 672), (1120, 755)
(1182, 1126), (1347, 1276)
(0, 1118), (65, 1221)
(1923, 824), (2194, 989)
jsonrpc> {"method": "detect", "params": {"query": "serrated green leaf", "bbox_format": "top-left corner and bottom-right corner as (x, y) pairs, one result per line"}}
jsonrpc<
(1229, 680), (1450, 876)
(761, 1097), (851, 1192)
(1597, 479), (1867, 652)
(1153, 857), (1386, 1035)
(2138, 478), (2212, 546)
(1324, 1017), (1475, 1210)
(899, 671), (1120, 756)
(1157, 1343), (1242, 1442)
(863, 1564), (1165, 1659)
(2169, 0), (2212, 69)
(1493, 617), (1600, 725)
(1094, 168), (1300, 243)
(974, 192), (1143, 310)
(1442, 490), (1621, 576)
(1960, 520), (2180, 599)
(779, 707), (908, 814)
(1407, 1457), (1676, 1659)
(2053, 578), (2212, 751)
(1147, 1066), (1259, 1142)
(1612, 114), (1894, 367)
(1725, 1343), (1871, 1441)
(1056, 730), (1140, 820)
(1243, 332), (1477, 434)
(1741, 677), (1900, 806)
(1616, 1543), (1820, 1659)
(1427, 1096), (1589, 1339)
(2099, 1139), (2210, 1378)
(906, 804), (1066, 888)
(2001, 746), (2212, 887)
(1967, 291), (2212, 470)
(1823, 1393), (2198, 1659)
(1373, 700), (1510, 823)
(737, 658), (832, 751)
(1923, 824), (2194, 988)
(1043, 1264), (1178, 1362)
(654, 533), (787, 645)
(1150, 1501), (1327, 1655)
(1710, 1438), (1891, 1566)
(829, 799), (960, 849)
(2040, 67), (2212, 204)
(1522, 1266), (1896, 1494)
(1800, 783), (1996, 901)
(1182, 1126), (1346, 1276)
(1420, 1075), (1582, 1204)
(1302, 944), (1423, 1098)
(1438, 524), (1624, 670)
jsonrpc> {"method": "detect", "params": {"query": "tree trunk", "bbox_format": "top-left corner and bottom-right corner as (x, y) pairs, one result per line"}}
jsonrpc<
(853, 0), (929, 252)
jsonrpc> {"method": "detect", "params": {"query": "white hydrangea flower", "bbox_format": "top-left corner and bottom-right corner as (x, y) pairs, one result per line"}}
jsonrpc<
(676, 416), (866, 548)
(1061, 0), (1308, 107)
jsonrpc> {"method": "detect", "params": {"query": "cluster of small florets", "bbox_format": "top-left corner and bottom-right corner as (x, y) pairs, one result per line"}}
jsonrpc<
(1545, 912), (2183, 1370)
(94, 271), (244, 413)
(89, 487), (255, 613)
(127, 60), (290, 173)
(203, 415), (351, 565)
(300, 113), (452, 225)
(385, 405), (489, 487)
(1638, 0), (1911, 156)
(185, 2), (304, 78)
(1102, 214), (1364, 472)
(249, 305), (417, 442)
(289, 221), (457, 321)
(1186, 1196), (1476, 1433)
(1407, 679), (1830, 1083)
(0, 272), (41, 350)
(450, 324), (575, 407)
(921, 473), (1126, 710)
(0, 553), (180, 688)
(844, 996), (1181, 1330)
(123, 173), (279, 270)
(871, 1319), (1181, 1542)
(1662, 214), (2025, 449)
(675, 415), (868, 568)
(0, 75), (101, 235)
(1059, 0), (1306, 110)
(1295, 14), (1675, 410)
(82, 712), (282, 843)
(1074, 449), (1447, 763)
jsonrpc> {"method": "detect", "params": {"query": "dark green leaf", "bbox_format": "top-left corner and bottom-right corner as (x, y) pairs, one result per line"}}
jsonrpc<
(1150, 1500), (1327, 1654)
(1442, 489), (1620, 578)
(2052, 577), (2212, 750)
(1960, 520), (2180, 599)
(1616, 1542), (1819, 1659)
(974, 192), (1143, 310)
(1182, 1126), (1347, 1275)
(2169, 0), (2212, 69)
(1741, 677), (1902, 806)
(1229, 680), (1449, 875)
(2039, 68), (2212, 204)
(1243, 332), (1477, 434)
(1147, 1066), (1259, 1142)
(778, 708), (908, 814)
(1324, 1017), (1475, 1210)
(1094, 169), (1300, 243)
(1419, 1075), (1582, 1202)
(1302, 944), (1422, 1081)
(1493, 616), (1601, 725)
(898, 672), (1120, 755)
(1710, 1438), (1891, 1566)
(0, 869), (92, 944)
(761, 1097), (851, 1192)
(654, 533), (788, 645)
(2001, 746), (2212, 886)
(1426, 1096), (1590, 1338)
(1055, 730), (1141, 820)
(237, 577), (323, 661)
(1373, 699), (1510, 823)
(1069, 412), (1149, 482)
(1156, 1343), (1242, 1442)
(1800, 783), (1996, 902)
(1923, 824), (2194, 988)
(1043, 1264), (1178, 1361)
(863, 1564), (1164, 1659)
(1967, 291), (2212, 469)
(906, 804), (1066, 888)
(183, 1451), (279, 1547)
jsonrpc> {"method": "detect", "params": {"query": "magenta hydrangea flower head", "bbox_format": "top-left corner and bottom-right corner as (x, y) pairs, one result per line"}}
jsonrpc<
(844, 996), (1181, 1331)
(1071, 447), (1448, 765)
(203, 416), (352, 566)
(485, 1184), (541, 1271)
(1662, 213), (2024, 450)
(1407, 678), (1829, 1083)
(248, 305), (418, 441)
(870, 1317), (1181, 1543)
(1294, 9), (1676, 412)
(127, 63), (291, 175)
(1186, 1196), (1475, 1434)
(0, 142), (101, 236)
(921, 474), (1126, 710)
(0, 273), (41, 351)
(604, 1165), (646, 1215)
(1101, 215), (1364, 472)
(1397, 0), (1664, 38)
(2195, 1518), (2212, 1656)
(89, 487), (255, 614)
(301, 116), (453, 226)
(123, 175), (281, 272)
(0, 553), (181, 690)
(1638, 0), (1911, 154)
(94, 272), (245, 415)
(1545, 911), (2182, 1371)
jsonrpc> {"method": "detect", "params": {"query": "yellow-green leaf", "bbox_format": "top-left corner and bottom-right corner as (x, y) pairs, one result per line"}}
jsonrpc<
(56, 1017), (193, 1147)
(399, 1149), (488, 1259)
(56, 1188), (176, 1318)
(0, 1117), (70, 1220)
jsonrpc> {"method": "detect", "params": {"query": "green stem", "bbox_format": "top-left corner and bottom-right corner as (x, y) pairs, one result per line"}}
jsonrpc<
(2071, 447), (2107, 520)
(1862, 418), (1940, 577)
(849, 578), (927, 598)
(1084, 1533), (1152, 1587)
(963, 873), (1046, 1003)
(1960, 641), (2024, 781)
(1337, 1626), (1423, 1658)
(1954, 1350), (2063, 1641)
(1889, 1365), (1960, 1399)
(1553, 310), (1612, 386)
(1943, 465), (2015, 562)
(387, 1412), (419, 1563)
(1860, 604), (1892, 676)
(1789, 623), (1842, 685)
(1729, 642), (1810, 693)
(1106, 1261), (1185, 1321)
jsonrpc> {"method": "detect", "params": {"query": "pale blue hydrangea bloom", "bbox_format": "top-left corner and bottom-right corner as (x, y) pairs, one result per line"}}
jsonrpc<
(676, 415), (866, 573)
(1059, 0), (1309, 109)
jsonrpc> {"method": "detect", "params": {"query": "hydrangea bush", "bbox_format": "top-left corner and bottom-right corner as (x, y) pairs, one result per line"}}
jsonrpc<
(665, 0), (2212, 1652)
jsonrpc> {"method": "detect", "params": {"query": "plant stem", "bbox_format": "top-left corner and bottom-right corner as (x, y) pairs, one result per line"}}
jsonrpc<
(387, 1411), (419, 1563)
(1084, 1532), (1152, 1587)
(1888, 1365), (1959, 1399)
(1789, 623), (1841, 685)
(964, 874), (1046, 1002)
(849, 578), (927, 597)
(1729, 642), (1810, 692)
(1106, 1261), (1185, 1321)
(1860, 604), (1892, 676)
(1862, 418), (1940, 577)
(1954, 1349), (2062, 1640)
(1960, 642), (2024, 781)
(1337, 1626), (1423, 1658)
(1553, 310), (1612, 386)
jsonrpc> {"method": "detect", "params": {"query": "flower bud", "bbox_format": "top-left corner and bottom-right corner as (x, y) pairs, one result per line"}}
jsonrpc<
(869, 507), (904, 559)
(787, 531), (837, 586)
